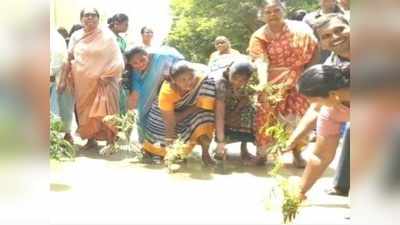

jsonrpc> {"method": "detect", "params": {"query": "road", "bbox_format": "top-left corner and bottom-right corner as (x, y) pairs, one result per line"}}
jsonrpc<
(51, 139), (349, 225)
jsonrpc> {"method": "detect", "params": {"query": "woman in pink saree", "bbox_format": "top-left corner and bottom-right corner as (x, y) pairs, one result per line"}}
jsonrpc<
(60, 8), (124, 153)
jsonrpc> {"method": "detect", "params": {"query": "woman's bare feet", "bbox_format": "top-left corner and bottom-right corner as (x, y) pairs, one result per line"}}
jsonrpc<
(198, 135), (216, 166)
(80, 139), (97, 151)
(202, 151), (216, 166)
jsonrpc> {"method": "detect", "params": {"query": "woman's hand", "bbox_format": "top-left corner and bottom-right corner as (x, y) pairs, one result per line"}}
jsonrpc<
(57, 80), (66, 94)
(258, 92), (270, 109)
(99, 77), (113, 86)
(215, 142), (227, 160)
(282, 138), (297, 153)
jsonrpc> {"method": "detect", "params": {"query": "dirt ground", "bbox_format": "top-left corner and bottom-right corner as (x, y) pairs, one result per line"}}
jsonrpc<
(50, 137), (350, 225)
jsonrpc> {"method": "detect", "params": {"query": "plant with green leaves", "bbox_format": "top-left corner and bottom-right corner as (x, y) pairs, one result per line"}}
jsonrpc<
(255, 83), (302, 224)
(103, 111), (142, 156)
(267, 121), (301, 224)
(265, 119), (303, 224)
(50, 114), (75, 161)
(167, 0), (318, 64)
(164, 137), (190, 173)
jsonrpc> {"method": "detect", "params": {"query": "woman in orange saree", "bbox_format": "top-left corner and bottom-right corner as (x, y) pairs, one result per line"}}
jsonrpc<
(61, 8), (124, 154)
(248, 0), (318, 167)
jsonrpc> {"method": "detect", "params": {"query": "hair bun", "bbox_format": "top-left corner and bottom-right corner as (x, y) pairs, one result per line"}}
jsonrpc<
(335, 65), (350, 88)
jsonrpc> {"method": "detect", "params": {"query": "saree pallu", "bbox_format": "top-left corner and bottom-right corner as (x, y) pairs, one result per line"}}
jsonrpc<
(143, 76), (216, 157)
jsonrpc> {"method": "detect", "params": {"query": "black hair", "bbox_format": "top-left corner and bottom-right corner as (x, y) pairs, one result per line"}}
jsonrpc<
(57, 27), (69, 39)
(124, 47), (148, 71)
(140, 26), (153, 34)
(170, 61), (194, 80)
(108, 13), (129, 28)
(80, 8), (100, 19)
(290, 9), (307, 21)
(312, 13), (350, 40)
(222, 60), (255, 81)
(68, 24), (83, 37)
(298, 64), (350, 97)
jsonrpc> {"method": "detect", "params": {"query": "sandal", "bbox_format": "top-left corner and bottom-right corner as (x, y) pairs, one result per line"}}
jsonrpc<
(325, 187), (348, 197)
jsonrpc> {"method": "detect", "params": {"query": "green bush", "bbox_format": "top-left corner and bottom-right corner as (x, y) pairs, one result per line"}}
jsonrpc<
(167, 0), (319, 64)
(50, 114), (75, 161)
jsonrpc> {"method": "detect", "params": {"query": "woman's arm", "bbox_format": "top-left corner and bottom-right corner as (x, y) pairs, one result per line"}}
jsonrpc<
(161, 109), (177, 142)
(215, 99), (225, 143)
(299, 134), (340, 196)
(284, 103), (320, 152)
(56, 55), (73, 94)
(128, 91), (139, 110)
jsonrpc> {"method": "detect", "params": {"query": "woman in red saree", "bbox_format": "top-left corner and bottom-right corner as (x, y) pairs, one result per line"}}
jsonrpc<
(248, 0), (319, 166)
(60, 8), (124, 154)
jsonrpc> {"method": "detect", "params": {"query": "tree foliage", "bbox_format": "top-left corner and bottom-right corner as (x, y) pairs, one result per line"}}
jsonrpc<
(167, 0), (319, 64)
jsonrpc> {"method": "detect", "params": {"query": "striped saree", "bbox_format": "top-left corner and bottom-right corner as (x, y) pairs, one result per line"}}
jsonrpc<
(142, 75), (216, 157)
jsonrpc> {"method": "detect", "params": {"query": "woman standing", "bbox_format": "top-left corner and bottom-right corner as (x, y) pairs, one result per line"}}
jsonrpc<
(140, 26), (154, 49)
(142, 61), (216, 166)
(108, 13), (129, 53)
(248, 0), (318, 166)
(59, 8), (124, 153)
(108, 13), (130, 114)
(208, 36), (241, 72)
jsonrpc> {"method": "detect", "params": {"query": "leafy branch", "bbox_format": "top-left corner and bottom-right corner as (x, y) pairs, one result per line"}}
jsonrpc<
(265, 120), (302, 224)
(103, 111), (142, 156)
(50, 114), (75, 161)
(164, 137), (190, 173)
(256, 83), (302, 224)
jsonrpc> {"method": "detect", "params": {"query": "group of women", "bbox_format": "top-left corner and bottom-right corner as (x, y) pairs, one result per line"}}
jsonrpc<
(54, 0), (350, 200)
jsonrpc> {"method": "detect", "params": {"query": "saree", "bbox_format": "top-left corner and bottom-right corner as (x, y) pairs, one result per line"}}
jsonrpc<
(248, 20), (317, 147)
(130, 46), (184, 130)
(142, 75), (216, 157)
(69, 27), (124, 141)
(214, 73), (256, 143)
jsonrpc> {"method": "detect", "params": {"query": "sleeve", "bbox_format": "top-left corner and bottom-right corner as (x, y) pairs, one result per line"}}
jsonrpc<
(158, 82), (180, 111)
(316, 107), (342, 137)
(50, 32), (67, 77)
(299, 22), (318, 65)
(248, 33), (267, 61)
(209, 52), (217, 65)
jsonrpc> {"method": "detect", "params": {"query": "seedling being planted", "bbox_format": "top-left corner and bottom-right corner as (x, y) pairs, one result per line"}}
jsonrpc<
(164, 138), (190, 173)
